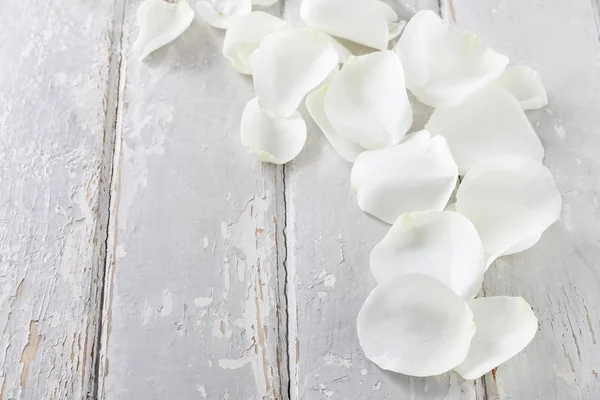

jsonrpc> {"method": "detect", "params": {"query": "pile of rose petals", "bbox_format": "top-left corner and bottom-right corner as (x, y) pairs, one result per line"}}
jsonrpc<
(134, 0), (560, 380)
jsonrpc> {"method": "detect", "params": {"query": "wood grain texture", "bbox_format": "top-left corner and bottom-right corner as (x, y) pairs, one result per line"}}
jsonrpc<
(284, 1), (483, 399)
(451, 1), (600, 399)
(97, 2), (288, 399)
(0, 2), (117, 399)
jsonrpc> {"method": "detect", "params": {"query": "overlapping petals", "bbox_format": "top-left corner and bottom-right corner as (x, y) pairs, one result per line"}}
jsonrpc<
(395, 10), (509, 107)
(197, 0), (252, 29)
(371, 211), (485, 299)
(493, 66), (548, 110)
(425, 86), (544, 174)
(300, 0), (403, 50)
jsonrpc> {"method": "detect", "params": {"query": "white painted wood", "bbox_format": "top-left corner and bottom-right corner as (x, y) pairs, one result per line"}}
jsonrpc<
(450, 1), (600, 398)
(0, 2), (116, 399)
(98, 2), (287, 399)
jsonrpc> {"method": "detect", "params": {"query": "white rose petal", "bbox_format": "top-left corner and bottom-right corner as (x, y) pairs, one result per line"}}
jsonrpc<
(455, 296), (538, 380)
(324, 51), (413, 150)
(133, 0), (195, 60)
(455, 156), (562, 267)
(371, 211), (485, 299)
(493, 66), (549, 110)
(253, 28), (339, 118)
(300, 0), (403, 50)
(240, 98), (307, 164)
(306, 85), (364, 162)
(394, 10), (509, 107)
(425, 86), (544, 175)
(357, 274), (476, 377)
(223, 12), (288, 75)
(351, 131), (458, 224)
(196, 0), (252, 30)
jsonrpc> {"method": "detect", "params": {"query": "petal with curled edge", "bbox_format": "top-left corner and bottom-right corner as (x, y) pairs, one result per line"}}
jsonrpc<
(240, 98), (307, 164)
(425, 86), (544, 175)
(351, 131), (458, 224)
(223, 12), (288, 75)
(133, 0), (195, 60)
(394, 10), (509, 107)
(455, 156), (562, 267)
(371, 211), (485, 299)
(493, 66), (548, 110)
(357, 274), (476, 377)
(455, 296), (538, 380)
(306, 84), (364, 162)
(324, 51), (413, 150)
(253, 28), (339, 118)
(196, 0), (251, 30)
(300, 0), (402, 50)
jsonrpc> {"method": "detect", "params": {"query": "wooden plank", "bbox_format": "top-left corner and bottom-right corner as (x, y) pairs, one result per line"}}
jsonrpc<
(450, 0), (600, 398)
(284, 1), (483, 398)
(97, 2), (287, 399)
(0, 2), (116, 399)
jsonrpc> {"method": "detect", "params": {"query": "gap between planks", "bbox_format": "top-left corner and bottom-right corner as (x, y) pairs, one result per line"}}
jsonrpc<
(90, 0), (127, 398)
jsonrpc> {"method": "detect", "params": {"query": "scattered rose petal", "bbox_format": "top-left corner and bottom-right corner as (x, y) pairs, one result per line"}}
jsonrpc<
(501, 234), (542, 257)
(394, 10), (509, 107)
(196, 0), (252, 30)
(493, 66), (549, 110)
(425, 86), (544, 175)
(240, 98), (307, 164)
(371, 211), (485, 299)
(300, 0), (403, 50)
(324, 51), (413, 150)
(253, 28), (339, 117)
(357, 274), (475, 377)
(223, 11), (288, 74)
(133, 0), (195, 60)
(351, 131), (458, 224)
(455, 296), (538, 380)
(306, 85), (364, 162)
(455, 156), (562, 267)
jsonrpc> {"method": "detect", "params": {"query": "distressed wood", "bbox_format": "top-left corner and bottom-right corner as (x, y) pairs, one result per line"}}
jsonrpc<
(97, 2), (287, 399)
(283, 1), (482, 399)
(450, 0), (600, 399)
(0, 2), (117, 399)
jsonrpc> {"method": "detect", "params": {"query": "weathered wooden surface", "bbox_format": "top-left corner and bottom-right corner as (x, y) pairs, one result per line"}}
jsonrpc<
(2, 0), (600, 399)
(97, 1), (287, 399)
(453, 1), (600, 399)
(0, 2), (116, 399)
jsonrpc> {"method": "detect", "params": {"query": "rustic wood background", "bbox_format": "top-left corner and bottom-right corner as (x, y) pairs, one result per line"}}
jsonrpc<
(1, 0), (599, 399)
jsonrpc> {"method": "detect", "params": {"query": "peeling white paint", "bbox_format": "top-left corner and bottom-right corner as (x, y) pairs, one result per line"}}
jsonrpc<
(324, 352), (352, 368)
(159, 290), (173, 317)
(142, 302), (153, 325)
(194, 297), (213, 307)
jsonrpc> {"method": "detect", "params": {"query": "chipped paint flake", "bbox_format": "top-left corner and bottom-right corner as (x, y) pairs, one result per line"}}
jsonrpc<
(324, 352), (352, 368)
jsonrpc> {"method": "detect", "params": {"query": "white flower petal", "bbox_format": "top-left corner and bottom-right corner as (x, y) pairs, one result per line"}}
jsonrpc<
(455, 296), (538, 380)
(133, 0), (195, 60)
(493, 66), (548, 110)
(456, 156), (562, 266)
(371, 211), (485, 299)
(196, 0), (251, 30)
(223, 12), (288, 75)
(425, 86), (544, 175)
(327, 36), (353, 63)
(324, 51), (413, 150)
(253, 28), (338, 118)
(252, 0), (279, 6)
(357, 273), (476, 377)
(306, 85), (363, 162)
(351, 131), (458, 224)
(501, 234), (542, 257)
(395, 10), (509, 107)
(240, 98), (307, 164)
(300, 0), (399, 50)
(374, 0), (405, 40)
